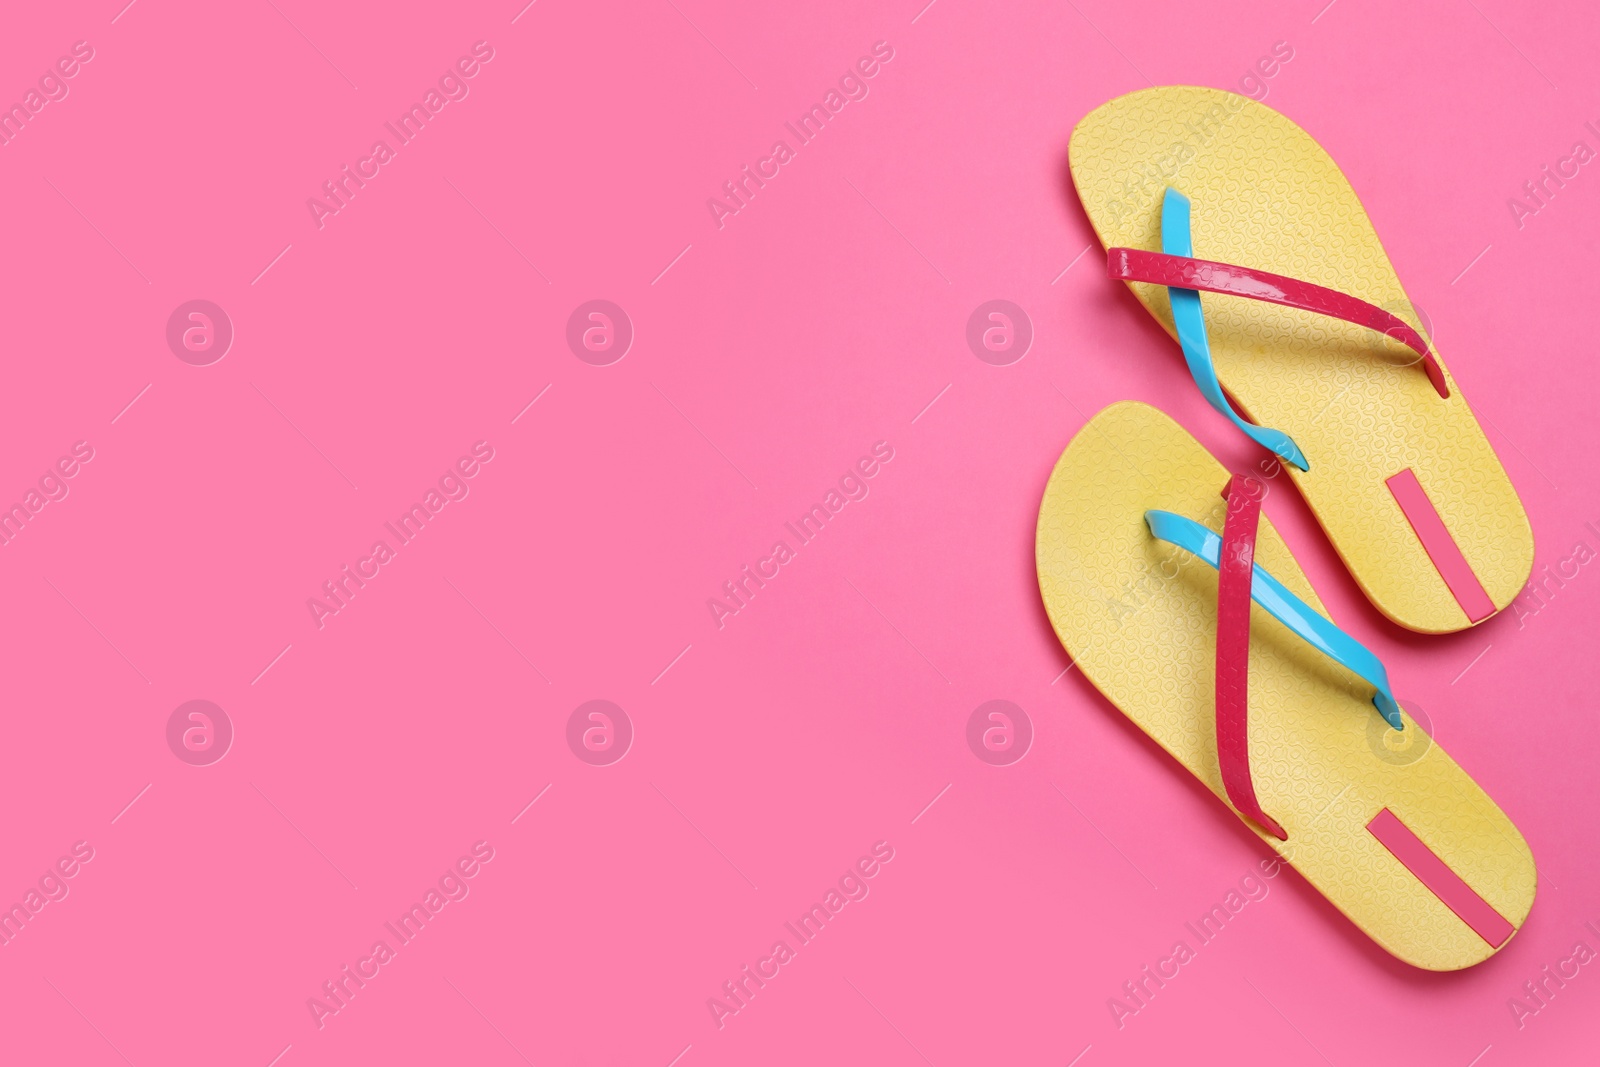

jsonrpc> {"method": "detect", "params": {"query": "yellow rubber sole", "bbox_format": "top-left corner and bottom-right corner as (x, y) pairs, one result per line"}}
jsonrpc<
(1069, 86), (1533, 634)
(1036, 401), (1535, 970)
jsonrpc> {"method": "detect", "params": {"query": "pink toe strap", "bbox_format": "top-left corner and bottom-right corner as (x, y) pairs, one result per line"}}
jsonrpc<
(1215, 474), (1287, 841)
(1107, 247), (1449, 399)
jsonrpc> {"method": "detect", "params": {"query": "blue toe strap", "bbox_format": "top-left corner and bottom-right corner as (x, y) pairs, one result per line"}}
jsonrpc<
(1145, 508), (1403, 729)
(1161, 189), (1310, 472)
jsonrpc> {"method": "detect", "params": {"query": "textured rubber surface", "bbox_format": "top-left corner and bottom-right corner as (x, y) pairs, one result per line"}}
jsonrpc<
(1035, 401), (1536, 970)
(1367, 808), (1515, 948)
(1069, 86), (1534, 633)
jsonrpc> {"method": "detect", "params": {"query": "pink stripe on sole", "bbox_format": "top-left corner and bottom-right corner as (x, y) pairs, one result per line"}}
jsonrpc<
(1367, 807), (1514, 948)
(1386, 468), (1496, 623)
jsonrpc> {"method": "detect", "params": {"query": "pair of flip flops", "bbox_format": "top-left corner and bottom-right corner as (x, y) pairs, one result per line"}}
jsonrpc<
(1037, 87), (1535, 970)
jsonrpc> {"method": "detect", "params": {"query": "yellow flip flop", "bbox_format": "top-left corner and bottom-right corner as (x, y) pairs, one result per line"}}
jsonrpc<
(1068, 86), (1533, 634)
(1036, 401), (1535, 970)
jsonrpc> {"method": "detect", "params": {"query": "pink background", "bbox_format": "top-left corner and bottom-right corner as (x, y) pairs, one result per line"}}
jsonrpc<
(0, 0), (1596, 1064)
